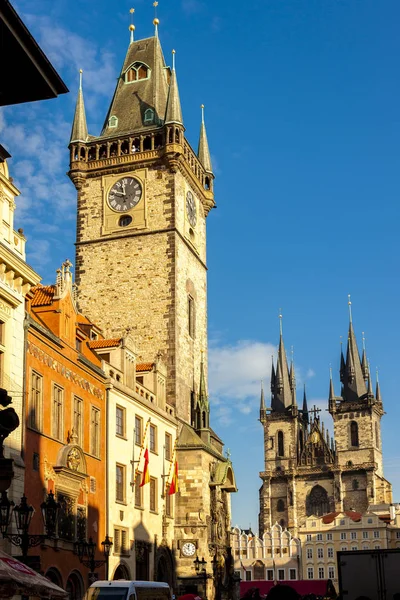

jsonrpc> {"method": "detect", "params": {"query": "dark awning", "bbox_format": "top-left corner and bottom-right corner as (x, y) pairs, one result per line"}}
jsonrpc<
(0, 0), (68, 106)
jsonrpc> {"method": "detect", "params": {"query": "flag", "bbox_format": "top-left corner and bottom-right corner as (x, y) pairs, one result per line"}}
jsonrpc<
(168, 460), (178, 495)
(140, 448), (150, 487)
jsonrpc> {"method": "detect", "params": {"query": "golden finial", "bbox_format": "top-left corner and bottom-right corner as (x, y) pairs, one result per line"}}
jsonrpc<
(201, 104), (205, 122)
(348, 294), (352, 323)
(279, 308), (283, 336)
(79, 69), (83, 89)
(153, 1), (159, 33)
(172, 49), (176, 70)
(129, 8), (135, 43)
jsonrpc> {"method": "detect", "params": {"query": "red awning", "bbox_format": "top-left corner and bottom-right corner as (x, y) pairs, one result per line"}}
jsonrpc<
(240, 579), (330, 597)
(0, 550), (68, 598)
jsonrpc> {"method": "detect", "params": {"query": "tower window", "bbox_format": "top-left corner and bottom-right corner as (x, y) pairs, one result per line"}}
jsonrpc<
(109, 115), (118, 128)
(277, 499), (285, 512)
(277, 431), (284, 457)
(350, 421), (359, 447)
(125, 62), (150, 83)
(352, 479), (359, 490)
(188, 296), (195, 338)
(144, 108), (154, 124)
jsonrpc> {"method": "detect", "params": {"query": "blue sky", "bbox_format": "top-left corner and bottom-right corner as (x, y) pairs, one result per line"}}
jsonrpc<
(2, 0), (400, 530)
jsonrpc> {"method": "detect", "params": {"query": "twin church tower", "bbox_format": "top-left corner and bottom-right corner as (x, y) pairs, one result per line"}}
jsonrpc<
(259, 308), (392, 536)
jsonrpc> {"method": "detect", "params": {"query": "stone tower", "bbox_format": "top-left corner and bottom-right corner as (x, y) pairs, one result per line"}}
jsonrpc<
(259, 310), (392, 537)
(68, 23), (237, 597)
(68, 32), (214, 424)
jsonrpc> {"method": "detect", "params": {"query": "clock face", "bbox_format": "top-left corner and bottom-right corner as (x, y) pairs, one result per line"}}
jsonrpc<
(186, 191), (197, 227)
(181, 542), (196, 557)
(108, 177), (142, 212)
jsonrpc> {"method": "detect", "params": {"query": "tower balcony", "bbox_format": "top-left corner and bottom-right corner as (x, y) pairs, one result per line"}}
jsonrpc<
(69, 127), (214, 205)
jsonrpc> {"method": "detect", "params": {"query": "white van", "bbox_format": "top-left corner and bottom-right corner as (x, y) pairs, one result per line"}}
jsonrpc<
(84, 580), (172, 600)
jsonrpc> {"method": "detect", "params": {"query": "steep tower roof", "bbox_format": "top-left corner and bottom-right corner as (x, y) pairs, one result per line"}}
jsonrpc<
(341, 305), (367, 402)
(198, 105), (213, 173)
(259, 380), (266, 422)
(271, 316), (292, 412)
(70, 70), (88, 144)
(302, 384), (309, 424)
(164, 50), (183, 125)
(100, 35), (169, 138)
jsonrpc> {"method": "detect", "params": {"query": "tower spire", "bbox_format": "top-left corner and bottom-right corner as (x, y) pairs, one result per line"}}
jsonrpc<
(70, 69), (88, 144)
(289, 346), (297, 406)
(342, 296), (367, 402)
(259, 380), (266, 422)
(367, 362), (374, 397)
(361, 332), (369, 381)
(197, 104), (213, 173)
(302, 384), (309, 424)
(376, 368), (382, 402)
(165, 50), (183, 126)
(271, 312), (292, 412)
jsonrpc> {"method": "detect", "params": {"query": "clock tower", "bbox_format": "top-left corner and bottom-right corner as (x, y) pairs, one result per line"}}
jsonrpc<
(68, 31), (214, 424)
(68, 19), (237, 596)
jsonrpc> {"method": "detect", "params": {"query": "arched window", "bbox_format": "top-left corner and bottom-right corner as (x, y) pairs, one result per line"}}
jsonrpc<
(109, 115), (118, 128)
(350, 421), (359, 447)
(144, 108), (154, 124)
(277, 499), (285, 512)
(306, 485), (329, 517)
(125, 62), (150, 83)
(277, 431), (284, 457)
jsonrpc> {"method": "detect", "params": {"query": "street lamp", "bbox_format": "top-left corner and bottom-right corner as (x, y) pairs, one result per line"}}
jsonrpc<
(74, 535), (113, 581)
(0, 491), (60, 559)
(193, 556), (208, 600)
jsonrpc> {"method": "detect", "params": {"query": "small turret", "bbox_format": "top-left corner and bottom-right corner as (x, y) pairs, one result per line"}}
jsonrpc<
(361, 333), (369, 381)
(70, 70), (88, 144)
(376, 369), (382, 403)
(197, 104), (213, 174)
(165, 50), (183, 126)
(341, 296), (368, 402)
(302, 384), (309, 425)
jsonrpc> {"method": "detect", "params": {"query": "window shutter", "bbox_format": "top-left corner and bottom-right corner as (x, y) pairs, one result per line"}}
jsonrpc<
(114, 528), (121, 554)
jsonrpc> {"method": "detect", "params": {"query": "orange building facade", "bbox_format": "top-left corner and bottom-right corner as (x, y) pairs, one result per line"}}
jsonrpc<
(24, 260), (107, 596)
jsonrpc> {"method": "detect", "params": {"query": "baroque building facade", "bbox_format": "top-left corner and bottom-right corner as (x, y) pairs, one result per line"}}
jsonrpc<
(259, 311), (392, 537)
(67, 20), (236, 598)
(0, 148), (40, 548)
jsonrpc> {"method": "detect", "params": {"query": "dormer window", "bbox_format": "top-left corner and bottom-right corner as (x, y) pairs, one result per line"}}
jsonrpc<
(125, 62), (150, 83)
(109, 115), (118, 128)
(144, 108), (154, 124)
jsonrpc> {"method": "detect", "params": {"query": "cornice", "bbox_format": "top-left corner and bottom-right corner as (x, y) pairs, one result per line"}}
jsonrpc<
(0, 240), (40, 287)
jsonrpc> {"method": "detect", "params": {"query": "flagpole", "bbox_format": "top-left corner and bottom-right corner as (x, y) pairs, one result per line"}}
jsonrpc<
(134, 417), (151, 483)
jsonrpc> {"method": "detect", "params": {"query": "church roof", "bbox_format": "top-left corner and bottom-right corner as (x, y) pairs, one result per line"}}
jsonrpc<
(100, 36), (169, 138)
(322, 510), (362, 524)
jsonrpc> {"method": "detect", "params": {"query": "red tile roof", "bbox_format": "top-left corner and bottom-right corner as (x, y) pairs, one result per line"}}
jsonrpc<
(31, 285), (55, 307)
(136, 362), (154, 372)
(322, 510), (362, 524)
(88, 338), (121, 349)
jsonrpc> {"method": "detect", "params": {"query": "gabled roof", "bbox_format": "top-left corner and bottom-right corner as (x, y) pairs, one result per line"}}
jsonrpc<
(88, 338), (121, 350)
(31, 284), (55, 307)
(322, 510), (362, 524)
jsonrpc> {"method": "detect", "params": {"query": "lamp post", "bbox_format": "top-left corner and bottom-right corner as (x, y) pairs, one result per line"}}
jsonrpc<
(0, 490), (60, 561)
(194, 556), (208, 600)
(74, 535), (113, 582)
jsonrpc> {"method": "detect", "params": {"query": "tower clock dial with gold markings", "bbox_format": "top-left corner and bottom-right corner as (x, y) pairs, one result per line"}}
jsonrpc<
(186, 190), (197, 227)
(108, 177), (142, 212)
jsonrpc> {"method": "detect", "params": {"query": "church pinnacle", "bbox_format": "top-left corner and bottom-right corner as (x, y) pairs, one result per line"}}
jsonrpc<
(271, 313), (293, 412)
(197, 105), (213, 174)
(340, 296), (367, 402)
(70, 70), (88, 144)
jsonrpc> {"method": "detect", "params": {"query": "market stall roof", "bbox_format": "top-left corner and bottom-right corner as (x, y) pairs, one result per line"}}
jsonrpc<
(0, 550), (68, 598)
(0, 0), (68, 106)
